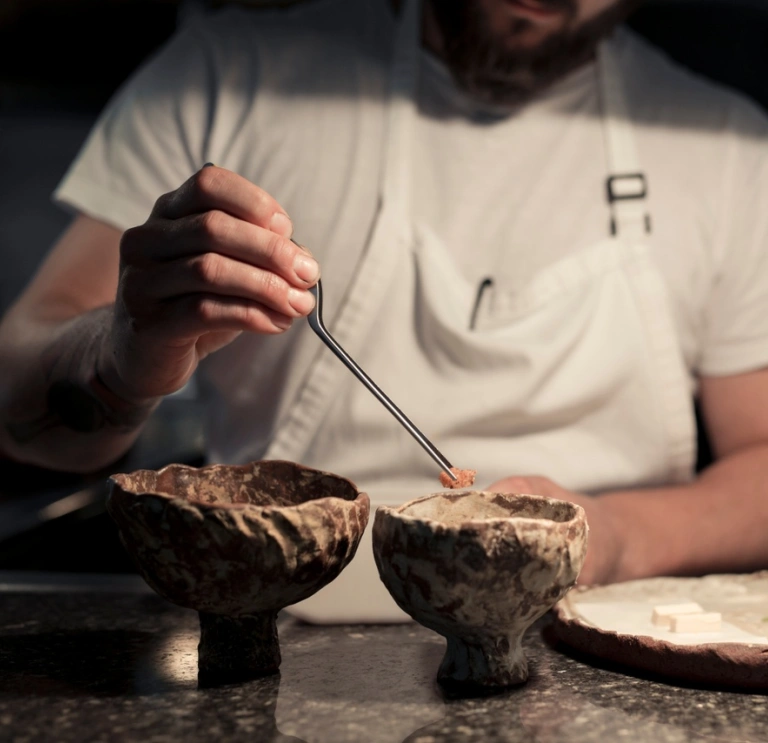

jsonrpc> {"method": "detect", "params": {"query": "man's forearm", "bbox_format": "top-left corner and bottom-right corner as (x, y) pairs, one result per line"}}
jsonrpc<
(0, 305), (160, 473)
(600, 444), (768, 582)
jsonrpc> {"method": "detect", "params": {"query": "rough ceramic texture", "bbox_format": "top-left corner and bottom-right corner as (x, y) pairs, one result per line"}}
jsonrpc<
(373, 491), (587, 692)
(107, 459), (369, 682)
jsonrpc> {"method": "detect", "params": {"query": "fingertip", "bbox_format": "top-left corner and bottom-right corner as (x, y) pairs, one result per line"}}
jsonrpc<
(271, 314), (293, 331)
(269, 211), (294, 238)
(290, 237), (314, 256)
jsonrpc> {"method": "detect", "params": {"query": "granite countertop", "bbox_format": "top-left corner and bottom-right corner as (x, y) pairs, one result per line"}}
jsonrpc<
(0, 572), (766, 743)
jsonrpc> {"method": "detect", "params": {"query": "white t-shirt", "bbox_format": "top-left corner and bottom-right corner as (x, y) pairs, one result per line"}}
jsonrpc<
(53, 0), (768, 483)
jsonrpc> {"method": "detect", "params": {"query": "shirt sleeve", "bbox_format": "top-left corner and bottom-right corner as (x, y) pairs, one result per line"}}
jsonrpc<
(52, 15), (220, 231)
(698, 100), (768, 377)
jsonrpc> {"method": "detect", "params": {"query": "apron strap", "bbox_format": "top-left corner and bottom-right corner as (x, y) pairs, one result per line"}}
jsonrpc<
(598, 33), (652, 241)
(264, 0), (422, 463)
(383, 0), (421, 208)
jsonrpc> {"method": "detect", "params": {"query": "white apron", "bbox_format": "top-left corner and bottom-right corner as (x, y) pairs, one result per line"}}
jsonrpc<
(267, 0), (696, 500)
(276, 0), (696, 623)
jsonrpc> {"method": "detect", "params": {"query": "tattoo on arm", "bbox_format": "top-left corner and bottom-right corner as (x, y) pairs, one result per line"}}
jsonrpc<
(5, 306), (156, 445)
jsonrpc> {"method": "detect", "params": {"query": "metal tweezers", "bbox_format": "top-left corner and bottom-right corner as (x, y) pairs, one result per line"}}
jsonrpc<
(306, 279), (457, 483)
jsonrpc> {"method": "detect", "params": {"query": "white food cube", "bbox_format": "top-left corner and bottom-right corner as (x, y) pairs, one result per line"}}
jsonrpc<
(651, 602), (704, 628)
(669, 612), (722, 633)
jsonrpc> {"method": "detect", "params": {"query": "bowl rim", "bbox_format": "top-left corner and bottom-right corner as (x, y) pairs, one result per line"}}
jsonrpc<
(375, 490), (585, 531)
(107, 460), (368, 513)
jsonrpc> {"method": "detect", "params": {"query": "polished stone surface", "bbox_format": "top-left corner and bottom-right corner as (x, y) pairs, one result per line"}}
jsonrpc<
(0, 572), (766, 742)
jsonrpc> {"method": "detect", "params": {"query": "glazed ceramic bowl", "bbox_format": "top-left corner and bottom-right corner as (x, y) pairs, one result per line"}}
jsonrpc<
(107, 460), (369, 683)
(372, 491), (587, 691)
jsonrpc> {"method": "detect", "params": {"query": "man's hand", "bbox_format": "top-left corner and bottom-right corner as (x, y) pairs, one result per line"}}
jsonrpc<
(109, 165), (320, 402)
(0, 165), (321, 472)
(485, 475), (622, 586)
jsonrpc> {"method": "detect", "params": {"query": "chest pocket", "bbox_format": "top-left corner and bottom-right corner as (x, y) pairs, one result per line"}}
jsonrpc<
(412, 223), (696, 486)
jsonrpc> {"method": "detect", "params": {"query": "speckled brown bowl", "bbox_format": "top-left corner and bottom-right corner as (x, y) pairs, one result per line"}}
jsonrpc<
(372, 492), (587, 692)
(107, 460), (369, 684)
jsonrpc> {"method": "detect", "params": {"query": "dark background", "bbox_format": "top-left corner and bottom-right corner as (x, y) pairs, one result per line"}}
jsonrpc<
(0, 0), (766, 574)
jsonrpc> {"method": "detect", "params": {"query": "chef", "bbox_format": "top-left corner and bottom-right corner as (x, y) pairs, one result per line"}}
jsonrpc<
(1, 0), (767, 591)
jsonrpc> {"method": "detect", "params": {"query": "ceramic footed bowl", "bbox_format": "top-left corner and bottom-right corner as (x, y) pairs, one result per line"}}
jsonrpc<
(107, 460), (369, 684)
(372, 491), (587, 692)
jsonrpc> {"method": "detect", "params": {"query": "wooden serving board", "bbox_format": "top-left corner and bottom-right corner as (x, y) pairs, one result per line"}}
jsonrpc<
(549, 572), (768, 690)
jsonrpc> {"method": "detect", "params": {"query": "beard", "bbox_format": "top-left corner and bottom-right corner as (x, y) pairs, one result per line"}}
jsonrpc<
(429, 0), (645, 106)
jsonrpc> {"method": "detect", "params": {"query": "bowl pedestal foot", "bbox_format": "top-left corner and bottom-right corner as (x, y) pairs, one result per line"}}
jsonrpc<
(437, 633), (528, 691)
(197, 611), (281, 685)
